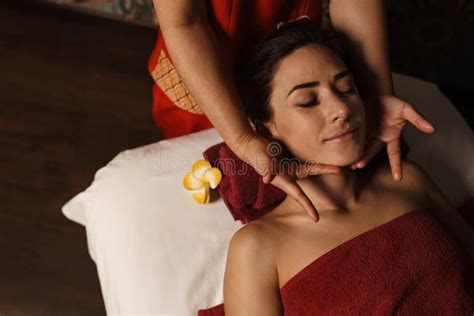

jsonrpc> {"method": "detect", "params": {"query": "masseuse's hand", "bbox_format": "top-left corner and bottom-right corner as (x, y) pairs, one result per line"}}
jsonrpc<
(235, 132), (341, 223)
(351, 94), (435, 181)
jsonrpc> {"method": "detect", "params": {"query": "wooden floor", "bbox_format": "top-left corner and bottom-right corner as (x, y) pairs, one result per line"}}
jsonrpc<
(0, 1), (472, 315)
(0, 2), (160, 315)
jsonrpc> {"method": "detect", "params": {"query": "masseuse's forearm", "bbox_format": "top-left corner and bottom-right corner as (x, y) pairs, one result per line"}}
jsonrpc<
(329, 0), (394, 97)
(158, 22), (254, 151)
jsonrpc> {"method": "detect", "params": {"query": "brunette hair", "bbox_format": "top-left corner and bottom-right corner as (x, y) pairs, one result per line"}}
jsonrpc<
(234, 18), (341, 130)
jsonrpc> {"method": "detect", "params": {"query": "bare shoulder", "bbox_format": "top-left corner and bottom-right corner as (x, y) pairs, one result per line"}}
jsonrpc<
(224, 220), (282, 314)
(400, 159), (431, 185)
(374, 159), (431, 194)
(373, 159), (460, 214)
(228, 220), (275, 255)
(399, 160), (453, 204)
(227, 219), (279, 269)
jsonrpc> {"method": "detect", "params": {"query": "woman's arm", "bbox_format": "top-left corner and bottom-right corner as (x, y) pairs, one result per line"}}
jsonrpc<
(152, 0), (342, 222)
(152, 0), (252, 150)
(330, 0), (435, 181)
(224, 224), (282, 315)
(329, 0), (393, 97)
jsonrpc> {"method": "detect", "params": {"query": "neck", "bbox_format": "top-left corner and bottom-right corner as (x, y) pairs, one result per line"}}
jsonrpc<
(284, 167), (363, 216)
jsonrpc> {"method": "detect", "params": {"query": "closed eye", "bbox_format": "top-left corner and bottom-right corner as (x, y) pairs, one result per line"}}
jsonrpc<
(297, 97), (319, 107)
(339, 86), (357, 94)
(336, 80), (358, 95)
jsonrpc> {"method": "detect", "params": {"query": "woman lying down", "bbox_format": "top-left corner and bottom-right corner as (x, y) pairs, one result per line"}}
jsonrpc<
(201, 20), (474, 315)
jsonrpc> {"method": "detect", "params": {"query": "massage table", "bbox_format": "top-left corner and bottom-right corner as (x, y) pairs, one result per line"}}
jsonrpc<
(62, 73), (474, 315)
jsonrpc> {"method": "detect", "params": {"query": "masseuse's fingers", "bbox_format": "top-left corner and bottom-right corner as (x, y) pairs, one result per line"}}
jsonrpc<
(235, 134), (322, 222)
(349, 95), (435, 181)
(386, 137), (402, 181)
(401, 101), (435, 134)
(271, 174), (319, 222)
(262, 173), (275, 184)
(350, 139), (384, 170)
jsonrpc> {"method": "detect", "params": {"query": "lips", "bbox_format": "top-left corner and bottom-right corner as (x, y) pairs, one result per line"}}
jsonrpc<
(324, 127), (359, 143)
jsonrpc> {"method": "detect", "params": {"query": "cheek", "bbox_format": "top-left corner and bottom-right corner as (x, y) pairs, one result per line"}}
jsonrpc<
(274, 110), (326, 160)
(353, 97), (367, 126)
(357, 99), (365, 119)
(355, 100), (367, 139)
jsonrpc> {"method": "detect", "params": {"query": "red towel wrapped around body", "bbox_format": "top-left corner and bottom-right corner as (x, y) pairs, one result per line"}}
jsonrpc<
(198, 142), (474, 315)
(198, 209), (474, 315)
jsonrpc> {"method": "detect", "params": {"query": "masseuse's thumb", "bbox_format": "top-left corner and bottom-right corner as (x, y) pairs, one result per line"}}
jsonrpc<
(234, 135), (321, 222)
(260, 139), (282, 184)
(255, 140), (321, 222)
(234, 133), (275, 182)
(251, 138), (274, 183)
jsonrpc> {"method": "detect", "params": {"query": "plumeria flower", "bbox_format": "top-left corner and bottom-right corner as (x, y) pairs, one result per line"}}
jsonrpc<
(182, 159), (222, 204)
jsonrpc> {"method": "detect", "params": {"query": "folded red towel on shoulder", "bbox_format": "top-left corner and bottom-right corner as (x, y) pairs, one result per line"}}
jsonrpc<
(202, 141), (286, 224)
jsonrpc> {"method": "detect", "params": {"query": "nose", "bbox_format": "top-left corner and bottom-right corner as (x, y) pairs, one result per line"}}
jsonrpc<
(327, 92), (352, 124)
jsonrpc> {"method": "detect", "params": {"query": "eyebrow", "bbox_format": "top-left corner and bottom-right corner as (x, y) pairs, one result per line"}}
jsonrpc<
(286, 70), (351, 98)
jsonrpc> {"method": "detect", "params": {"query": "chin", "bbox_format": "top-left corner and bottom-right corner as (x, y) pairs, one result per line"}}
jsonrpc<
(314, 147), (364, 167)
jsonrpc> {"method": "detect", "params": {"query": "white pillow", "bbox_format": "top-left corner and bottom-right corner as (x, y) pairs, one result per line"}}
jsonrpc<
(397, 76), (474, 205)
(63, 127), (241, 315)
(62, 73), (474, 315)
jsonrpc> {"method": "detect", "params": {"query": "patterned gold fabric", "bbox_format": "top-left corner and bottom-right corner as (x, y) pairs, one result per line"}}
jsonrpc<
(151, 50), (203, 114)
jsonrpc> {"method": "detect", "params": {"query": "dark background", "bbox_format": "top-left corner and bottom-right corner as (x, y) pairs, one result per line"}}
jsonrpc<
(387, 0), (474, 127)
(0, 0), (472, 315)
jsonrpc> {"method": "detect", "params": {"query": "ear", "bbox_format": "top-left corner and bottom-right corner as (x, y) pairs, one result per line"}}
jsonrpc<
(256, 120), (279, 139)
